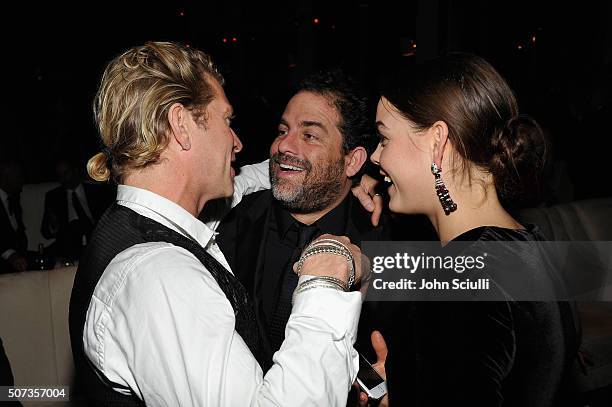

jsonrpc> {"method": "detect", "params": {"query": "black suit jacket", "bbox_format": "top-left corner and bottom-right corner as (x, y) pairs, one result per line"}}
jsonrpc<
(0, 204), (24, 255)
(0, 196), (28, 274)
(217, 190), (390, 366)
(41, 183), (115, 240)
(0, 198), (26, 255)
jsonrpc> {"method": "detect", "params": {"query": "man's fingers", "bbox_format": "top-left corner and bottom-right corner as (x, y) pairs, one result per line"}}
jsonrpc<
(352, 185), (375, 212)
(351, 381), (369, 406)
(370, 194), (383, 226)
(360, 174), (378, 195)
(371, 330), (388, 363)
(359, 392), (368, 406)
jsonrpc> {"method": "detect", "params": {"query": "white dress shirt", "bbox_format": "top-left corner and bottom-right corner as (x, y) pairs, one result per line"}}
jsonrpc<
(66, 183), (94, 222)
(83, 161), (361, 406)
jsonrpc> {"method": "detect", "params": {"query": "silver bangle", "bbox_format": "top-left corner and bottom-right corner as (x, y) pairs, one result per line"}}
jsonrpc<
(307, 275), (349, 291)
(296, 245), (354, 283)
(297, 245), (347, 272)
(296, 275), (348, 292)
(292, 279), (346, 304)
(305, 239), (356, 287)
(305, 240), (350, 256)
(296, 281), (345, 294)
(311, 238), (352, 254)
(302, 244), (349, 260)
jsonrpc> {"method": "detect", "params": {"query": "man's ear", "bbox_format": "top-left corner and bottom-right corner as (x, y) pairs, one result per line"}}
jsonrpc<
(345, 146), (367, 177)
(167, 103), (191, 151)
(431, 121), (449, 169)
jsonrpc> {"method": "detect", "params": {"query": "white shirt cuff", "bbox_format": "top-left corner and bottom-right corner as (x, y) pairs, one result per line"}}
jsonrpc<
(292, 276), (362, 343)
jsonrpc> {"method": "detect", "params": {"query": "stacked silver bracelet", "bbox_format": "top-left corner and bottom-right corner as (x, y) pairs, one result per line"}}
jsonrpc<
(292, 275), (349, 304)
(301, 275), (349, 291)
(291, 237), (357, 304)
(309, 238), (356, 288)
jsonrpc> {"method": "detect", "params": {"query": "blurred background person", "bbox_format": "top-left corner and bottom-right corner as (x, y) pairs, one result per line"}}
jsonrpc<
(0, 160), (29, 273)
(41, 157), (114, 262)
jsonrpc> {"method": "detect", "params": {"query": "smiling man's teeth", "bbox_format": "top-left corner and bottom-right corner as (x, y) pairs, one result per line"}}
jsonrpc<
(279, 163), (304, 171)
(384, 176), (392, 184)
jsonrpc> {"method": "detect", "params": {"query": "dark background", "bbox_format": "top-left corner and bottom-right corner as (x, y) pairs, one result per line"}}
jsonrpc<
(2, 0), (611, 204)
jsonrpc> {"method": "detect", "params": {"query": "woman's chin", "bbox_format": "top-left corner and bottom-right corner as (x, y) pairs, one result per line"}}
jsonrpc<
(388, 195), (406, 214)
(388, 193), (421, 215)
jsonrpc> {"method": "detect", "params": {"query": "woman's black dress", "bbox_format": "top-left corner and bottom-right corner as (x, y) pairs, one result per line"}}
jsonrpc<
(383, 225), (579, 406)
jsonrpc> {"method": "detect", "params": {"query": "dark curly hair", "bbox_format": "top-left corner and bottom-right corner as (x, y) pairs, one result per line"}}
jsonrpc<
(296, 69), (376, 156)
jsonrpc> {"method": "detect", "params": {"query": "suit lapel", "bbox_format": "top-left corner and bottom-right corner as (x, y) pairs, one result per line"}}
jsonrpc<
(252, 208), (273, 325)
(242, 193), (275, 360)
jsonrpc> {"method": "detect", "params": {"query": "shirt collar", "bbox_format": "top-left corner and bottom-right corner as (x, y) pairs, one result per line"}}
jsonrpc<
(116, 185), (215, 248)
(273, 193), (351, 240)
(65, 183), (84, 196)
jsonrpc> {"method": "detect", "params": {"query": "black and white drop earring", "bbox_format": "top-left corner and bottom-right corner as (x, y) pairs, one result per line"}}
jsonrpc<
(431, 162), (457, 215)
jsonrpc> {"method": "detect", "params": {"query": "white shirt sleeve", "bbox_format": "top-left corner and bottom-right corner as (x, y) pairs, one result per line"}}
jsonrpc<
(203, 160), (270, 232)
(85, 244), (360, 407)
(254, 280), (361, 406)
(231, 160), (271, 207)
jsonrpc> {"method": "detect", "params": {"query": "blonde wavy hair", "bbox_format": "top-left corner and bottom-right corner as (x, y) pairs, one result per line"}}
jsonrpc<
(87, 41), (224, 183)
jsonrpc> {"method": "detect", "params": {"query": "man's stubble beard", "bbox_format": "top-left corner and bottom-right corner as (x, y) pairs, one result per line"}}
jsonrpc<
(270, 153), (347, 214)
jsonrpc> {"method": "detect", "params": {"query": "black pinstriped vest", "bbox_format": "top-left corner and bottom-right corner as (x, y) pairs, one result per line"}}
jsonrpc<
(69, 204), (262, 406)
